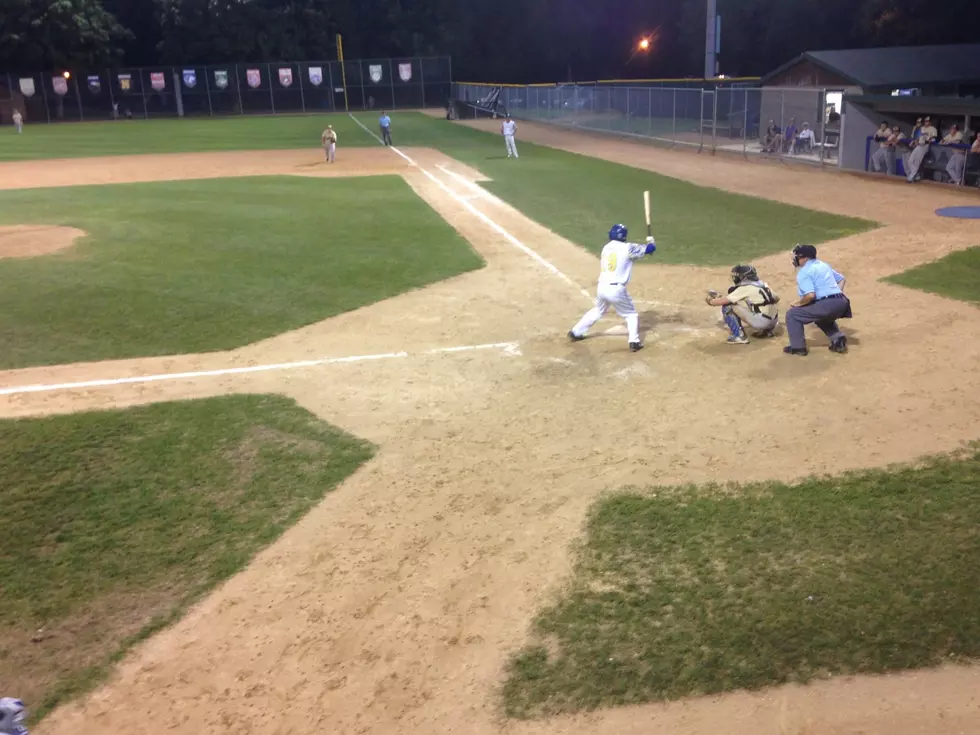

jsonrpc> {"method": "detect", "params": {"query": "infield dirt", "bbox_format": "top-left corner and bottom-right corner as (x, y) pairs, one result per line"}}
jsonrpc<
(4, 122), (980, 735)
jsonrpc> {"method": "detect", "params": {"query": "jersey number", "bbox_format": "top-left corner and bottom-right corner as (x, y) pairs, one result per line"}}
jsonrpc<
(604, 253), (618, 272)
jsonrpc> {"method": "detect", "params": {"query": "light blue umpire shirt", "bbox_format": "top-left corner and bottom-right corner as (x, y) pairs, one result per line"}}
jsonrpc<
(379, 114), (391, 128)
(796, 259), (845, 299)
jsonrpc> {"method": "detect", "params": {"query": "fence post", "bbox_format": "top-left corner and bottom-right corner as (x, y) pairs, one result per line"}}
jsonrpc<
(298, 63), (306, 113)
(712, 90), (718, 154)
(74, 73), (83, 121)
(388, 60), (395, 109)
(359, 61), (367, 109)
(819, 89), (827, 165)
(106, 68), (115, 120)
(235, 66), (243, 115)
(672, 88), (677, 146)
(697, 90), (704, 153)
(419, 58), (426, 108)
(205, 66), (213, 116)
(743, 88), (748, 157)
(141, 68), (148, 119)
(39, 73), (51, 123)
(648, 88), (653, 137)
(327, 63), (335, 112)
(267, 64), (275, 113)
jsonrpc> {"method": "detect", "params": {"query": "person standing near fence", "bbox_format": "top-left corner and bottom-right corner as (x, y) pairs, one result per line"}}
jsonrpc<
(11, 109), (23, 134)
(379, 111), (393, 146)
(871, 122), (892, 173)
(941, 124), (965, 185)
(905, 116), (938, 183)
(321, 125), (337, 163)
(502, 116), (519, 159)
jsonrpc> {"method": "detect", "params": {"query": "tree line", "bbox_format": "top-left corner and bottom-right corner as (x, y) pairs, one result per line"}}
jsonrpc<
(0, 0), (969, 81)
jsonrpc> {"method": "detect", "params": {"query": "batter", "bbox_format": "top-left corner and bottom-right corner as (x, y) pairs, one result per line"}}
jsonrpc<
(568, 224), (656, 352)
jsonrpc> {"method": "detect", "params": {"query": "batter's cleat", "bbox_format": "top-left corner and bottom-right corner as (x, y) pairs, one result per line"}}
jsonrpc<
(726, 334), (749, 345)
(629, 341), (644, 352)
(783, 346), (809, 356)
(829, 336), (848, 353)
(568, 330), (585, 342)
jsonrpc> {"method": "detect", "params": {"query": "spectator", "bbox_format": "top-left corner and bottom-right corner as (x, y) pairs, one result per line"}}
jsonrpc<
(943, 124), (966, 185)
(763, 120), (782, 153)
(784, 118), (798, 153)
(905, 116), (938, 183)
(870, 121), (892, 173)
(884, 125), (904, 174)
(795, 122), (815, 153)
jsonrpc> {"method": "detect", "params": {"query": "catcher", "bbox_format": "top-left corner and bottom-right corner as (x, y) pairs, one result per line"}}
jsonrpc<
(704, 264), (780, 345)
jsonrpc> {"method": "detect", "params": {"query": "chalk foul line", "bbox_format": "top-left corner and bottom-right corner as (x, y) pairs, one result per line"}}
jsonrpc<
(348, 113), (591, 301)
(0, 342), (522, 397)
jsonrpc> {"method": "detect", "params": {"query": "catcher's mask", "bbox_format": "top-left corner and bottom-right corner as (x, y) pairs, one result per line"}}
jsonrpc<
(792, 243), (817, 267)
(0, 698), (28, 735)
(731, 264), (758, 285)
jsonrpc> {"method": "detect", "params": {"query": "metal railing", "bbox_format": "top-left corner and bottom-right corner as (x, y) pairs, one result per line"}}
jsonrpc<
(1, 56), (452, 123)
(455, 82), (839, 166)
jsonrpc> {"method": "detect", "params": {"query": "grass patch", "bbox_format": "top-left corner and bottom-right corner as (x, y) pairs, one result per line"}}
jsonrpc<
(355, 113), (876, 266)
(0, 114), (374, 161)
(885, 246), (980, 304)
(0, 175), (482, 369)
(504, 449), (980, 718)
(0, 394), (374, 721)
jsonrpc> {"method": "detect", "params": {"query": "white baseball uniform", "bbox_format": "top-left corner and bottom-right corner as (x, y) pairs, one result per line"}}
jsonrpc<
(502, 119), (518, 158)
(570, 239), (653, 345)
(12, 111), (23, 134)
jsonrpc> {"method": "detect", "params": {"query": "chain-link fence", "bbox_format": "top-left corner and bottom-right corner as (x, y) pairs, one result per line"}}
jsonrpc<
(455, 82), (838, 166)
(0, 57), (452, 124)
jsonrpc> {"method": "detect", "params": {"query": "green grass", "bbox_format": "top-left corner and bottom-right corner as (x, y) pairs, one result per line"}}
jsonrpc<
(0, 394), (374, 721)
(504, 449), (980, 718)
(886, 246), (980, 304)
(0, 175), (482, 369)
(354, 113), (876, 265)
(3, 112), (875, 266)
(0, 113), (373, 161)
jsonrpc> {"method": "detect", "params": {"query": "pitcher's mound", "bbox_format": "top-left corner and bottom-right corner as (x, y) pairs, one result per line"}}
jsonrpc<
(0, 225), (86, 258)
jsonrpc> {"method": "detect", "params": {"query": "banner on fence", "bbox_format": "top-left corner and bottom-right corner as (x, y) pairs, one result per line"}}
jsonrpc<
(246, 69), (261, 88)
(214, 70), (228, 89)
(19, 78), (35, 97)
(308, 67), (323, 86)
(88, 76), (101, 94)
(52, 76), (68, 95)
(183, 69), (196, 88)
(399, 63), (412, 82)
(119, 73), (132, 91)
(278, 68), (293, 87)
(369, 64), (383, 83)
(150, 72), (165, 91)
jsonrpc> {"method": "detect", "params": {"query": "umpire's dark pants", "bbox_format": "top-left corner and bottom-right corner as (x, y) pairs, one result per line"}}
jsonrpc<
(381, 126), (392, 146)
(786, 294), (851, 349)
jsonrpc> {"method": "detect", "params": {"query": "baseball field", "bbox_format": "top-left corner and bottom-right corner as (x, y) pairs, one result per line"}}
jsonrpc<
(2, 110), (980, 735)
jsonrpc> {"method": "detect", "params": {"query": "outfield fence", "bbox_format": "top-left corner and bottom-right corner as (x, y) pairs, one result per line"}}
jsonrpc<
(0, 57), (452, 124)
(454, 82), (840, 166)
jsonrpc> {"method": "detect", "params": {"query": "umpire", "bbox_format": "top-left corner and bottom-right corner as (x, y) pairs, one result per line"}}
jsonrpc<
(784, 244), (851, 356)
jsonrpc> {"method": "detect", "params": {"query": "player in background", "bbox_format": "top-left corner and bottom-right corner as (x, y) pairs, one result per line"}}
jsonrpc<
(11, 109), (23, 134)
(502, 116), (518, 158)
(705, 265), (780, 344)
(568, 224), (656, 352)
(379, 111), (393, 146)
(321, 125), (337, 163)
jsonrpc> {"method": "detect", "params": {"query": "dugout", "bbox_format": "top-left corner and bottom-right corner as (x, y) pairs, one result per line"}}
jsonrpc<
(763, 44), (980, 176)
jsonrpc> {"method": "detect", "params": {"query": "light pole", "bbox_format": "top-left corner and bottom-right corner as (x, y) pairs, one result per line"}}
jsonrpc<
(705, 0), (720, 78)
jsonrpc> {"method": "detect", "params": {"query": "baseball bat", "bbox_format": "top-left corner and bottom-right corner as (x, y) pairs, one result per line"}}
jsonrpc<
(643, 190), (651, 239)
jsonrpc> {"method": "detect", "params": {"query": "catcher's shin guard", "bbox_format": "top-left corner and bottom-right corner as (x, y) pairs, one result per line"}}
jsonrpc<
(722, 305), (745, 338)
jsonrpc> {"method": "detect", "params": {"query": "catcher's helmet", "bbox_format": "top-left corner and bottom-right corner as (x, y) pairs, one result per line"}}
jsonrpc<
(609, 224), (628, 242)
(0, 698), (28, 735)
(731, 264), (758, 285)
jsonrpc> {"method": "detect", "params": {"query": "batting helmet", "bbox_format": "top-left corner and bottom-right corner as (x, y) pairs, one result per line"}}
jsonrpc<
(0, 698), (28, 735)
(731, 264), (758, 285)
(609, 224), (628, 242)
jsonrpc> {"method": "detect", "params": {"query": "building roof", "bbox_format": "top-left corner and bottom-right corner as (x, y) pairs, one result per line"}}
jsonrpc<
(764, 44), (980, 88)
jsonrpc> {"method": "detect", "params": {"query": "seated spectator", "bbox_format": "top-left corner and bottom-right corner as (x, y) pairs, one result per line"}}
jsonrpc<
(905, 116), (939, 183)
(795, 122), (815, 153)
(783, 118), (798, 153)
(763, 120), (782, 153)
(870, 121), (892, 173)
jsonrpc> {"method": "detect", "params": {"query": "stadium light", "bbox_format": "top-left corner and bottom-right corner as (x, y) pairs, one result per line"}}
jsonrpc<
(62, 71), (70, 79)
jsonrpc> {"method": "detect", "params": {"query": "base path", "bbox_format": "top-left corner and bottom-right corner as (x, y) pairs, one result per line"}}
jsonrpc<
(5, 135), (978, 735)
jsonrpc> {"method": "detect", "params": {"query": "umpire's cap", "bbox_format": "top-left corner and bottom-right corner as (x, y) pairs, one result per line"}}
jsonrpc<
(793, 244), (818, 260)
